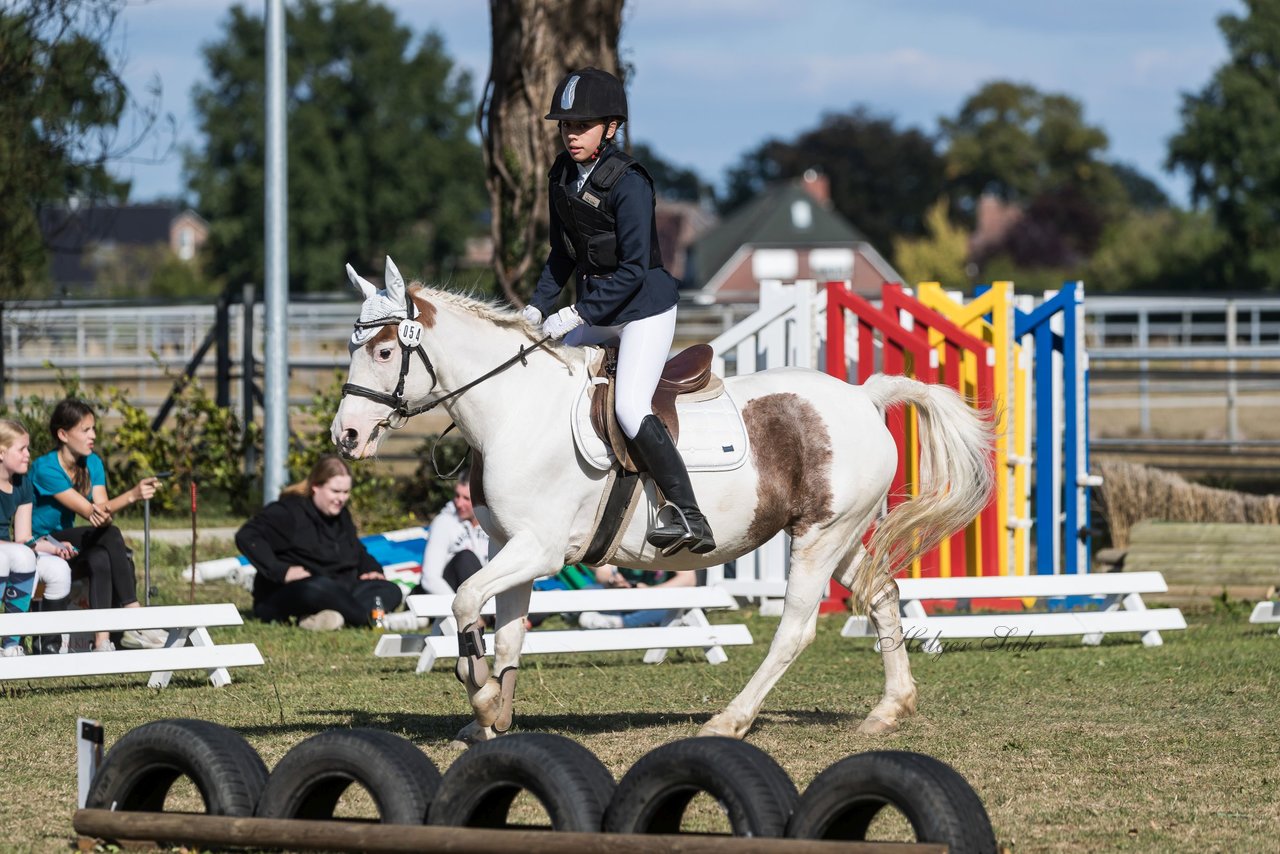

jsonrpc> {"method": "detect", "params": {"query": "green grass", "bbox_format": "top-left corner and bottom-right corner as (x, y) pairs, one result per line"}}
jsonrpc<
(1, 546), (1277, 852)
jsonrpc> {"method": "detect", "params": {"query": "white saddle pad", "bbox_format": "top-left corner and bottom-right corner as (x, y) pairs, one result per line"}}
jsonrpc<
(570, 366), (749, 473)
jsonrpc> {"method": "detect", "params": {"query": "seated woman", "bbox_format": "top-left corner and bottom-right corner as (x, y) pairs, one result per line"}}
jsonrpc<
(416, 468), (488, 595)
(30, 400), (162, 652)
(237, 455), (405, 631)
(575, 564), (698, 630)
(0, 419), (74, 656)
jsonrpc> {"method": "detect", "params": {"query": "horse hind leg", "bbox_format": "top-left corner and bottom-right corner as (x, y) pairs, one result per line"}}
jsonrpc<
(856, 578), (918, 735)
(700, 531), (844, 739)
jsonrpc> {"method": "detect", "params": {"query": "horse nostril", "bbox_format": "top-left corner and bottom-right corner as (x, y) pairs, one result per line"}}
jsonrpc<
(340, 428), (359, 450)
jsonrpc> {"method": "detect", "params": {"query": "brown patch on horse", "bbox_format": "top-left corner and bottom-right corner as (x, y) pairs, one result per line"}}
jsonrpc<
(743, 393), (834, 542)
(364, 324), (398, 351)
(408, 289), (437, 328)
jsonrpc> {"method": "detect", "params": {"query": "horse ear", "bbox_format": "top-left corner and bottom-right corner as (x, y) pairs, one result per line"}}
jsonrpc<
(384, 256), (406, 307)
(345, 264), (377, 300)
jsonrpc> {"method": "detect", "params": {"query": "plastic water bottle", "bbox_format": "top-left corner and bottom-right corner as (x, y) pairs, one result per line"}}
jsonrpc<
(371, 596), (386, 630)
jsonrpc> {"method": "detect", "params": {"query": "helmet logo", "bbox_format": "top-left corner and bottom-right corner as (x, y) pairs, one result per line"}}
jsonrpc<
(561, 75), (580, 110)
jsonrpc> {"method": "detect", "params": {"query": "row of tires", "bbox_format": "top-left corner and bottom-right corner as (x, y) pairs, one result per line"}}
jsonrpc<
(86, 719), (997, 853)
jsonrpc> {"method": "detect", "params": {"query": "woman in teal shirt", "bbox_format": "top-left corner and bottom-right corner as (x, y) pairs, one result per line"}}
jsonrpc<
(31, 399), (162, 651)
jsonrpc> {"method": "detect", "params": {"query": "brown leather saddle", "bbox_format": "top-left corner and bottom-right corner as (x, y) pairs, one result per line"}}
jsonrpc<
(589, 343), (724, 472)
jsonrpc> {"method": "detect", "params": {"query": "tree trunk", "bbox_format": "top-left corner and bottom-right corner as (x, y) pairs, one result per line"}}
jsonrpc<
(479, 0), (625, 306)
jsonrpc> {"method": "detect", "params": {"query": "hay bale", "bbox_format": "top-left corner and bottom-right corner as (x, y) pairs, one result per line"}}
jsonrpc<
(1096, 460), (1280, 549)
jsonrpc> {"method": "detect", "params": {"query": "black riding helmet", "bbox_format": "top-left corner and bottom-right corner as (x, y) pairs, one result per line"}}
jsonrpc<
(545, 67), (628, 122)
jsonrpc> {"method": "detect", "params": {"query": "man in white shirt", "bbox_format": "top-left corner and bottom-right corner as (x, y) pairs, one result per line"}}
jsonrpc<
(417, 469), (489, 595)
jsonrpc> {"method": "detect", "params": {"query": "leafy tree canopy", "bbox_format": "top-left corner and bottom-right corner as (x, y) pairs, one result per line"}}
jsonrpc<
(720, 107), (945, 257)
(1086, 209), (1226, 292)
(942, 80), (1119, 208)
(1167, 0), (1280, 289)
(0, 0), (162, 297)
(630, 142), (713, 204)
(1109, 162), (1170, 212)
(185, 0), (485, 293)
(943, 81), (1126, 269)
(892, 198), (970, 288)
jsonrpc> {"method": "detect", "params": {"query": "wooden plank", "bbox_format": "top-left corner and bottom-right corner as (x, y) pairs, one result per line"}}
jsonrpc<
(841, 609), (1187, 639)
(420, 624), (753, 661)
(73, 809), (944, 854)
(406, 587), (737, 619)
(894, 572), (1169, 600)
(0, 604), (244, 635)
(0, 644), (263, 681)
(1128, 522), (1280, 547)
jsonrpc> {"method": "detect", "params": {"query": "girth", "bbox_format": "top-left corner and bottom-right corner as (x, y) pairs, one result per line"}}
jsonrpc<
(588, 343), (723, 473)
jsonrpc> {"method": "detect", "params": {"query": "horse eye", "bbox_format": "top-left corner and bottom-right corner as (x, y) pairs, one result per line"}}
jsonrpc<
(377, 347), (394, 362)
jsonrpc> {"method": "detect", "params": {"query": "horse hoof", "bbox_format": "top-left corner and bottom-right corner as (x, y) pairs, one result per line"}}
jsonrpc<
(450, 721), (499, 749)
(697, 716), (744, 739)
(472, 678), (502, 728)
(856, 715), (899, 736)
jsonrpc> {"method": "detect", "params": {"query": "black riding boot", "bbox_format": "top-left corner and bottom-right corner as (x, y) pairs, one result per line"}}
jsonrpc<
(629, 415), (716, 555)
(37, 595), (70, 655)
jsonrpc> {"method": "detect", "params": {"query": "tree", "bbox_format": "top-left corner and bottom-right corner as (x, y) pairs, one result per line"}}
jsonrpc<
(0, 0), (166, 297)
(1086, 209), (1225, 292)
(1167, 0), (1280, 290)
(1109, 162), (1170, 212)
(892, 199), (970, 288)
(721, 107), (945, 257)
(942, 81), (1125, 268)
(478, 0), (625, 306)
(631, 142), (713, 203)
(186, 0), (484, 293)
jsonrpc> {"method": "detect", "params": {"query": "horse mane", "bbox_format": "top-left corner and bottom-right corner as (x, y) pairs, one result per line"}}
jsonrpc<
(410, 283), (575, 367)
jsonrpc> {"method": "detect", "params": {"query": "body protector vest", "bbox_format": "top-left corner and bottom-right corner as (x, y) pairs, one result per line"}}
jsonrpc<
(549, 148), (664, 277)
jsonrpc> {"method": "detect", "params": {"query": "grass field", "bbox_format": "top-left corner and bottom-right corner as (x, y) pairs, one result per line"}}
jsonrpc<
(1, 536), (1277, 853)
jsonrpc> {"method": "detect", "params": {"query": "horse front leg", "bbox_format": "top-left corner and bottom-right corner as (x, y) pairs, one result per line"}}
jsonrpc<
(449, 535), (555, 746)
(857, 578), (918, 735)
(476, 580), (532, 732)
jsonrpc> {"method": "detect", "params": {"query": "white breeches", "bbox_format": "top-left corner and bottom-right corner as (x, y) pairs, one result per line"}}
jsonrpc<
(565, 305), (677, 439)
(37, 554), (72, 600)
(0, 543), (72, 600)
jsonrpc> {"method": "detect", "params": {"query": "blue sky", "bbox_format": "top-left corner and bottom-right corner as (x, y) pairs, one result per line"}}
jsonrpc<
(108, 0), (1241, 205)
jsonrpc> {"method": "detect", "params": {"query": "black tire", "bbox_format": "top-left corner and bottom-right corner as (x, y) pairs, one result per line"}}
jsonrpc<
(86, 718), (267, 816)
(786, 750), (996, 854)
(428, 733), (615, 832)
(256, 728), (441, 825)
(603, 737), (798, 837)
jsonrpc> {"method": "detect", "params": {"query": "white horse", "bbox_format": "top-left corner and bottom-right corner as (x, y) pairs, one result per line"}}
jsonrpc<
(331, 260), (995, 746)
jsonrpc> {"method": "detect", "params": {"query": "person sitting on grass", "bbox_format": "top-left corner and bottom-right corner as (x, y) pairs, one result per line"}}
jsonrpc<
(415, 467), (488, 595)
(29, 400), (164, 652)
(236, 455), (417, 632)
(575, 564), (698, 630)
(0, 419), (74, 656)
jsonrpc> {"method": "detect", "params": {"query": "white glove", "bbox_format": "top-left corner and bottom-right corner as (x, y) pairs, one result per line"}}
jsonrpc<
(520, 305), (543, 326)
(542, 305), (585, 340)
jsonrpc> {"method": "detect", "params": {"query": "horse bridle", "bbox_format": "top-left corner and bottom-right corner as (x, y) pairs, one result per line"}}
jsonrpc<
(342, 306), (552, 430)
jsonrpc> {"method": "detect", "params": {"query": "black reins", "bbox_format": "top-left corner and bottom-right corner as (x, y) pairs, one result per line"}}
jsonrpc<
(342, 306), (552, 430)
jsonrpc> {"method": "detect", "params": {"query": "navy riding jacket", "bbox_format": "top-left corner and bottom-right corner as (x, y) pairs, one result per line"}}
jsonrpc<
(531, 149), (680, 327)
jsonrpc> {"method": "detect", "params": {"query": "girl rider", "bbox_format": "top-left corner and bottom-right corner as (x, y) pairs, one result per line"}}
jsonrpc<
(522, 67), (715, 556)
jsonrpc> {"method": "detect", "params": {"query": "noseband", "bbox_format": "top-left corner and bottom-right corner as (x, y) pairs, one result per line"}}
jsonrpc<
(342, 306), (552, 430)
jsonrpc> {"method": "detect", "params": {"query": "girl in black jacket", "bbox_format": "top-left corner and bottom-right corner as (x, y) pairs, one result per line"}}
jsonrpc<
(525, 67), (714, 556)
(236, 455), (402, 630)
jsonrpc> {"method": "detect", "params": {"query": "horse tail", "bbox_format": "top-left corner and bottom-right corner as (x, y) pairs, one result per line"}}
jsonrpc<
(851, 373), (997, 613)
